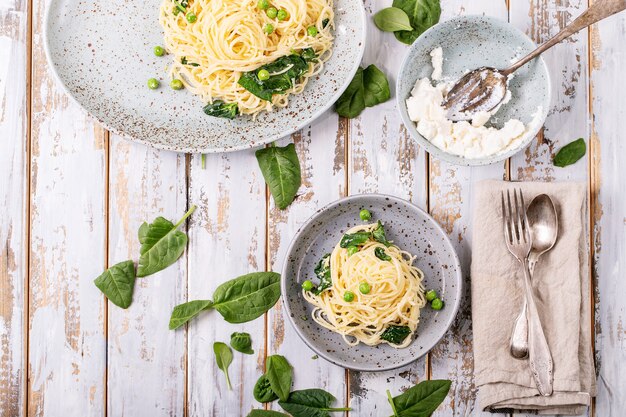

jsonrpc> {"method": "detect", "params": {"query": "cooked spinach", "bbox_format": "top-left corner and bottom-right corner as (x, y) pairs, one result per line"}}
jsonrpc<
(380, 325), (411, 345)
(256, 143), (301, 210)
(372, 220), (391, 246)
(247, 411), (289, 417)
(93, 260), (136, 309)
(392, 0), (441, 45)
(181, 56), (200, 67)
(335, 65), (390, 118)
(278, 389), (351, 416)
(374, 7), (413, 32)
(266, 355), (293, 402)
(253, 374), (278, 403)
(339, 231), (371, 248)
(213, 342), (234, 390)
(173, 0), (186, 13)
(313, 254), (332, 295)
(375, 247), (392, 262)
(136, 205), (196, 277)
(387, 379), (451, 417)
(322, 18), (330, 28)
(203, 100), (239, 119)
(300, 47), (318, 63)
(553, 137), (586, 167)
(230, 332), (254, 355)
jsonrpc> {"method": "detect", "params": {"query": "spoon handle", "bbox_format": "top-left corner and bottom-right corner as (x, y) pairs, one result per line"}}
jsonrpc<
(503, 0), (626, 76)
(510, 255), (538, 359)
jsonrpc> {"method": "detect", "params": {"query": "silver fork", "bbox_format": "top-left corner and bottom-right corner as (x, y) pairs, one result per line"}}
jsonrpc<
(501, 189), (554, 396)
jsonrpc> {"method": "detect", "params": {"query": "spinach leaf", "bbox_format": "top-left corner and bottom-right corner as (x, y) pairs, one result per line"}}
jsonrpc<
(181, 56), (200, 67)
(313, 254), (332, 295)
(136, 205), (196, 277)
(372, 220), (391, 246)
(335, 65), (390, 118)
(322, 18), (330, 28)
(253, 374), (279, 403)
(553, 138), (586, 167)
(301, 47), (318, 63)
(278, 389), (351, 417)
(256, 143), (302, 210)
(203, 100), (239, 119)
(213, 342), (234, 390)
(266, 355), (293, 402)
(169, 299), (213, 330)
(363, 65), (391, 108)
(380, 325), (411, 345)
(248, 410), (289, 417)
(93, 260), (136, 309)
(212, 272), (282, 323)
(230, 332), (254, 355)
(374, 7), (413, 32)
(339, 231), (371, 248)
(388, 379), (451, 417)
(375, 247), (392, 262)
(392, 0), (441, 45)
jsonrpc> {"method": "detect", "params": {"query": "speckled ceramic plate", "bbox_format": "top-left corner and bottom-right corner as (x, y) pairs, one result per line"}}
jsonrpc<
(281, 194), (462, 371)
(43, 0), (365, 153)
(397, 15), (551, 166)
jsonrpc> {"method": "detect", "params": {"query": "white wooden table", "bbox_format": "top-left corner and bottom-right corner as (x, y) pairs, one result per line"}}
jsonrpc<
(1, 0), (625, 415)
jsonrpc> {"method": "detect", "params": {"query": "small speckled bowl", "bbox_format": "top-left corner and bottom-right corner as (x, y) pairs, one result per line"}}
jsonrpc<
(397, 15), (551, 166)
(43, 0), (366, 153)
(281, 194), (462, 371)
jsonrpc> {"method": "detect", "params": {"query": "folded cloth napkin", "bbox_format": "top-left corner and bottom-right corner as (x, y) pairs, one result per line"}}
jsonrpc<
(471, 180), (596, 415)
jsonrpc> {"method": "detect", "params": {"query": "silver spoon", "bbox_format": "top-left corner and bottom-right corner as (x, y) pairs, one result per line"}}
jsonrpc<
(510, 194), (558, 359)
(443, 0), (626, 121)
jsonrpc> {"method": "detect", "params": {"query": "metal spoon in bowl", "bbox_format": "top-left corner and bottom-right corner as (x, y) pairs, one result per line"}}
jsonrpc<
(510, 194), (558, 359)
(442, 0), (626, 121)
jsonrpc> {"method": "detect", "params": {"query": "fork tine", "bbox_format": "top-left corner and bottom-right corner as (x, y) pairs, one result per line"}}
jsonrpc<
(501, 191), (511, 245)
(507, 189), (518, 242)
(519, 189), (530, 244)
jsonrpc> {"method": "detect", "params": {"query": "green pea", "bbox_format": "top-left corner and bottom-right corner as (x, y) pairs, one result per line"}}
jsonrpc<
(276, 9), (288, 21)
(431, 298), (444, 310)
(301, 280), (314, 291)
(346, 246), (358, 256)
(266, 7), (277, 18)
(359, 282), (371, 294)
(263, 23), (274, 34)
(307, 25), (318, 36)
(343, 291), (355, 302)
(257, 0), (270, 9)
(153, 46), (165, 57)
(359, 209), (371, 221)
(425, 289), (437, 302)
(257, 69), (270, 81)
(170, 79), (184, 90)
(186, 12), (197, 23)
(147, 78), (160, 90)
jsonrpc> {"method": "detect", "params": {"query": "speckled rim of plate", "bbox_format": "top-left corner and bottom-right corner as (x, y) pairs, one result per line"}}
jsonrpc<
(280, 194), (463, 371)
(396, 15), (552, 166)
(42, 0), (366, 154)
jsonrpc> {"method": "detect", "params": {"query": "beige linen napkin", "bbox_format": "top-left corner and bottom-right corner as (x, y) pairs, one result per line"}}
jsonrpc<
(471, 180), (596, 415)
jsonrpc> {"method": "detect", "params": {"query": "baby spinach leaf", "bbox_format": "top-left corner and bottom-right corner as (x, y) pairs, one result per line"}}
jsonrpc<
(372, 220), (391, 246)
(212, 272), (282, 323)
(213, 342), (234, 390)
(374, 7), (413, 32)
(253, 374), (279, 403)
(230, 332), (254, 355)
(256, 143), (302, 210)
(389, 379), (451, 417)
(380, 325), (411, 345)
(247, 410), (289, 417)
(313, 254), (332, 295)
(375, 247), (392, 262)
(278, 389), (351, 417)
(363, 65), (391, 108)
(339, 231), (371, 248)
(203, 100), (239, 119)
(335, 65), (390, 118)
(169, 299), (214, 330)
(553, 137), (586, 167)
(93, 260), (136, 309)
(137, 205), (196, 277)
(266, 355), (293, 402)
(392, 0), (441, 45)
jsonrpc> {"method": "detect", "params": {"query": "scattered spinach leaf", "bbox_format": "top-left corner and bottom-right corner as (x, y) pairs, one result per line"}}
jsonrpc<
(372, 220), (391, 246)
(213, 342), (234, 390)
(169, 300), (214, 330)
(392, 0), (441, 45)
(313, 254), (332, 295)
(374, 7), (413, 32)
(388, 379), (451, 417)
(136, 205), (196, 277)
(375, 247), (392, 262)
(230, 332), (254, 355)
(340, 231), (371, 248)
(203, 100), (239, 119)
(266, 355), (293, 402)
(247, 410), (289, 417)
(380, 325), (411, 345)
(363, 65), (391, 108)
(278, 389), (351, 417)
(335, 65), (390, 118)
(256, 143), (301, 210)
(553, 138), (586, 167)
(93, 260), (136, 309)
(253, 374), (279, 403)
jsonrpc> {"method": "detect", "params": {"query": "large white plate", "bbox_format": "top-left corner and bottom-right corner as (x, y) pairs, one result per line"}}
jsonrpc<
(44, 0), (366, 153)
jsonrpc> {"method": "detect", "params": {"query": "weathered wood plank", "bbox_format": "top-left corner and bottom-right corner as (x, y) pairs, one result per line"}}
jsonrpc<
(590, 7), (626, 416)
(28, 0), (107, 412)
(106, 140), (187, 416)
(267, 115), (348, 410)
(0, 0), (28, 413)
(186, 151), (266, 416)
